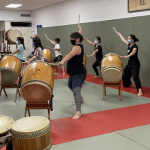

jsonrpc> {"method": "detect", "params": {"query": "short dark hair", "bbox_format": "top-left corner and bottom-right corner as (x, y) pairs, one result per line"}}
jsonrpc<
(129, 34), (139, 43)
(95, 36), (101, 43)
(17, 37), (26, 50)
(33, 37), (43, 50)
(70, 32), (83, 42)
(54, 38), (60, 43)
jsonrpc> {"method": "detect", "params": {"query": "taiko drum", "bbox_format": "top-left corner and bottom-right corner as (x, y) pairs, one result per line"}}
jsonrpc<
(101, 53), (123, 82)
(11, 116), (52, 150)
(0, 55), (22, 84)
(43, 49), (53, 63)
(21, 61), (54, 102)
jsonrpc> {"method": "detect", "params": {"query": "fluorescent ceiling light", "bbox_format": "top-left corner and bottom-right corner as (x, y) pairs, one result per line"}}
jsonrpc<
(5, 4), (22, 8)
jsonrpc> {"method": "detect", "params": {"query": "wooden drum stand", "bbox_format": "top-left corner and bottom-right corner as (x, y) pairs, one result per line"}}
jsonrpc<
(103, 80), (122, 101)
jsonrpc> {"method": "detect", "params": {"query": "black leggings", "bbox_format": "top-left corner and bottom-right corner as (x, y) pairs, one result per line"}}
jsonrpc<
(92, 60), (101, 76)
(122, 65), (141, 92)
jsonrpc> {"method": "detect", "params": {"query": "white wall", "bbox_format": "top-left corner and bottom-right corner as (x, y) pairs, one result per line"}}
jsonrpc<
(5, 21), (33, 59)
(32, 0), (150, 33)
(0, 10), (32, 59)
(0, 10), (32, 22)
(0, 22), (5, 31)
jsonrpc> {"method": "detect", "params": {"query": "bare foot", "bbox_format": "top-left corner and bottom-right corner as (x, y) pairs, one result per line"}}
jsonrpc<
(72, 111), (81, 119)
(93, 76), (99, 78)
(63, 72), (65, 75)
(137, 92), (143, 96)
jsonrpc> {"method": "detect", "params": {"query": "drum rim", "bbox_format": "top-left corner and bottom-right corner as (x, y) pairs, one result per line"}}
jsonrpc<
(28, 60), (53, 69)
(0, 67), (18, 80)
(104, 53), (120, 57)
(1, 55), (22, 64)
(21, 79), (53, 92)
(101, 66), (123, 74)
(44, 58), (52, 63)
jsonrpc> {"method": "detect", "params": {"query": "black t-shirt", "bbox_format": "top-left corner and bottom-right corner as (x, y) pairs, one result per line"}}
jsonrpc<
(67, 44), (87, 76)
(94, 45), (103, 61)
(127, 44), (140, 66)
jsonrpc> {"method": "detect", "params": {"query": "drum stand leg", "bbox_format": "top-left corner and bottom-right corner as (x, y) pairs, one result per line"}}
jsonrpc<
(28, 110), (31, 116)
(103, 81), (122, 101)
(0, 87), (2, 96)
(24, 109), (27, 117)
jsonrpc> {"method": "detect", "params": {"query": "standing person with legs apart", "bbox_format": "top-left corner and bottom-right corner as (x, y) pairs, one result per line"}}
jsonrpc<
(25, 37), (44, 64)
(47, 37), (65, 75)
(58, 25), (87, 119)
(84, 37), (103, 78)
(116, 32), (143, 96)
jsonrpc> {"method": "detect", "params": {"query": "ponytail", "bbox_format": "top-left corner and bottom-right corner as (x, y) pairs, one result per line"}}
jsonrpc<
(17, 37), (26, 50)
(129, 34), (139, 43)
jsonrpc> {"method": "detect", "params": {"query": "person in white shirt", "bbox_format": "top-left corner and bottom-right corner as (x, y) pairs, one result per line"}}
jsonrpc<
(47, 38), (65, 75)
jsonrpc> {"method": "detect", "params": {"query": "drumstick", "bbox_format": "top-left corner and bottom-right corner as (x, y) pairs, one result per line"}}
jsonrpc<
(47, 46), (53, 50)
(22, 31), (29, 37)
(120, 56), (129, 59)
(24, 32), (31, 38)
(120, 56), (125, 58)
(49, 63), (58, 66)
(78, 14), (80, 26)
(45, 34), (49, 40)
(86, 55), (90, 57)
(113, 27), (117, 33)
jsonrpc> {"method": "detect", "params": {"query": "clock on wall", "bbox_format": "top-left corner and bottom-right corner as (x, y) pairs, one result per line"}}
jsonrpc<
(128, 0), (150, 12)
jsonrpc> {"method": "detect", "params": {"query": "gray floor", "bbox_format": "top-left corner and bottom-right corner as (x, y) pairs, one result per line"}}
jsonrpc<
(0, 77), (150, 150)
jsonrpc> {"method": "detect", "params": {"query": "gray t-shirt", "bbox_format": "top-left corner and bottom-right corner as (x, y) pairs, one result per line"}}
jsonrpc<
(34, 47), (44, 61)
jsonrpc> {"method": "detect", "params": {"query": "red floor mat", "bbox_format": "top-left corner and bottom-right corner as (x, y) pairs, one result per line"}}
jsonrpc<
(2, 103), (150, 149)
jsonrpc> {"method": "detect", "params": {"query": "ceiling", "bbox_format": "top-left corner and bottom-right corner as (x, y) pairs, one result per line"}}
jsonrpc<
(0, 0), (69, 11)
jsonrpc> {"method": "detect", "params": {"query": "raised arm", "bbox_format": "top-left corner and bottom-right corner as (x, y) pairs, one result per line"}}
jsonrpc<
(84, 38), (95, 46)
(47, 38), (55, 45)
(78, 25), (82, 35)
(116, 32), (128, 45)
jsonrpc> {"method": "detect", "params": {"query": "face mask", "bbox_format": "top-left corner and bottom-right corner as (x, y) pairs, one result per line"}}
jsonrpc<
(54, 41), (56, 44)
(32, 43), (35, 47)
(94, 41), (98, 45)
(71, 39), (76, 45)
(127, 39), (132, 44)
(16, 41), (18, 45)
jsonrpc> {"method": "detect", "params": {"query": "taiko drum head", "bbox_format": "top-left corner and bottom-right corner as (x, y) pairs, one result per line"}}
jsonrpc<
(0, 55), (22, 84)
(8, 29), (22, 43)
(11, 116), (50, 134)
(0, 116), (14, 135)
(102, 68), (122, 82)
(21, 82), (52, 102)
(0, 70), (18, 84)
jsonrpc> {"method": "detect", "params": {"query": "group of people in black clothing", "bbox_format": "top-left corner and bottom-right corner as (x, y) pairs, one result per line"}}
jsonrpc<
(57, 25), (143, 119)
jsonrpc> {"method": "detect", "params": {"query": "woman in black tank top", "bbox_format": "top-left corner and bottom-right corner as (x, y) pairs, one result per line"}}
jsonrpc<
(116, 32), (143, 96)
(58, 25), (87, 119)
